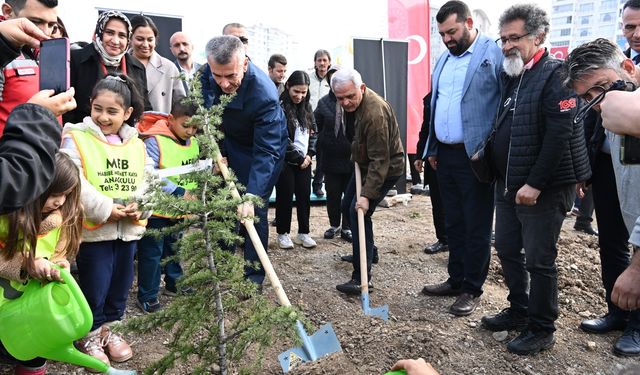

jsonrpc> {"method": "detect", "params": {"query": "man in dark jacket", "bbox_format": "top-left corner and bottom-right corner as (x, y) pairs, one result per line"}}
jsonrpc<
(201, 35), (288, 285)
(480, 4), (591, 356)
(0, 17), (76, 214)
(562, 38), (640, 357)
(333, 68), (405, 295)
(314, 67), (354, 243)
(0, 0), (58, 137)
(414, 92), (447, 254)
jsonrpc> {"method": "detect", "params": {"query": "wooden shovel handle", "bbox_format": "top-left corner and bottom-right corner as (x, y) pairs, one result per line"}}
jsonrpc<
(354, 164), (369, 294)
(214, 151), (292, 307)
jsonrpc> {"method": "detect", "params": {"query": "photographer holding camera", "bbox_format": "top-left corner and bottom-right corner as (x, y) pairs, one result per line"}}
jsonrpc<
(562, 37), (640, 357)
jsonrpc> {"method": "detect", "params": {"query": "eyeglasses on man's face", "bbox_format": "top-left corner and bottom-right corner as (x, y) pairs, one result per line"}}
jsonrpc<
(573, 80), (637, 123)
(495, 33), (531, 47)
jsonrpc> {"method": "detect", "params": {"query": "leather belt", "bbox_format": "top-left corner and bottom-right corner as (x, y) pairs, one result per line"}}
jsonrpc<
(439, 142), (465, 150)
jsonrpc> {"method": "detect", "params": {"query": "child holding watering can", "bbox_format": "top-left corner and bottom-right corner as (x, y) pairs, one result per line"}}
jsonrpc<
(0, 153), (83, 375)
(61, 74), (154, 369)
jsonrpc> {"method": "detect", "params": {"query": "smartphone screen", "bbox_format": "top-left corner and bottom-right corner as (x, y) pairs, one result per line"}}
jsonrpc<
(39, 38), (70, 94)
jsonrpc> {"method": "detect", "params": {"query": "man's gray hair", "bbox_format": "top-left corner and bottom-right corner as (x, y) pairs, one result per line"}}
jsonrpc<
(499, 3), (550, 44)
(330, 68), (363, 90)
(560, 38), (628, 89)
(205, 35), (245, 65)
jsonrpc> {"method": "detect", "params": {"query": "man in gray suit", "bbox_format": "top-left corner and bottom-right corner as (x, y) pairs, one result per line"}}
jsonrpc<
(421, 0), (502, 317)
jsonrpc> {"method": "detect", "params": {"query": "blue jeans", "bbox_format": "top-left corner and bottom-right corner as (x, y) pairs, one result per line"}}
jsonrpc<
(342, 173), (401, 281)
(76, 240), (137, 330)
(495, 179), (574, 332)
(137, 218), (184, 303)
(436, 145), (494, 296)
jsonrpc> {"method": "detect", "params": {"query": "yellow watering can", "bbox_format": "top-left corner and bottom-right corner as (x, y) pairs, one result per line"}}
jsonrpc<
(0, 266), (136, 374)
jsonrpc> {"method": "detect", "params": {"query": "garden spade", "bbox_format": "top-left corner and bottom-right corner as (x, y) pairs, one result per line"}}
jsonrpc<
(354, 163), (389, 321)
(214, 151), (342, 373)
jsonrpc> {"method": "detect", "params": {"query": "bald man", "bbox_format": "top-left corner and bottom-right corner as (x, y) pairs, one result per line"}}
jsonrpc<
(169, 31), (201, 93)
(222, 22), (249, 54)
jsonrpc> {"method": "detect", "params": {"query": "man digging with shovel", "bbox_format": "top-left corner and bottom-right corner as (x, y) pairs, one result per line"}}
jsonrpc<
(333, 68), (405, 296)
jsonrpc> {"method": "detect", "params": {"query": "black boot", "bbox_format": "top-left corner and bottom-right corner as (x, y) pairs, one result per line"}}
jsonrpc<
(507, 329), (555, 355)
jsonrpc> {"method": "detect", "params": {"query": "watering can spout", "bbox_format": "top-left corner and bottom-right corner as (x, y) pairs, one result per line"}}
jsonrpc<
(0, 267), (137, 373)
(44, 345), (110, 373)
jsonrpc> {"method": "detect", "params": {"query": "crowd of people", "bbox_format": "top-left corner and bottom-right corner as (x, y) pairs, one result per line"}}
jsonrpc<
(1, 0), (640, 374)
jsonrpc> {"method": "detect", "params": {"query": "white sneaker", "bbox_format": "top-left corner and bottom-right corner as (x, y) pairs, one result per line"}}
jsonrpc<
(294, 233), (317, 248)
(278, 233), (294, 249)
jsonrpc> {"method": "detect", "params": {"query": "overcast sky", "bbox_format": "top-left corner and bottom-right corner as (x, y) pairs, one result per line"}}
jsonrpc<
(58, 0), (552, 71)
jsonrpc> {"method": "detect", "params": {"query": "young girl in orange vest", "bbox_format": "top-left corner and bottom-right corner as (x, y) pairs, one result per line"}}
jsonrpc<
(0, 152), (83, 375)
(60, 74), (153, 368)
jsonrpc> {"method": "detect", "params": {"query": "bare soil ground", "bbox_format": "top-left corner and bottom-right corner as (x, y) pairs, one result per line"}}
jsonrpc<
(3, 190), (639, 375)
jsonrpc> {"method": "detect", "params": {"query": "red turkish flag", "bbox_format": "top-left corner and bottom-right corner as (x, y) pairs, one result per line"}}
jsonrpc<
(388, 0), (431, 154)
(550, 46), (569, 60)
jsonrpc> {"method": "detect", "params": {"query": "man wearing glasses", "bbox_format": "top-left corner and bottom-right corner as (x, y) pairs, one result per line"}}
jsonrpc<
(562, 37), (640, 357)
(0, 0), (58, 137)
(480, 4), (590, 356)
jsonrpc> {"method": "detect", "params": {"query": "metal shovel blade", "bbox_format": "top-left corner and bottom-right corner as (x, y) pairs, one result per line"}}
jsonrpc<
(278, 321), (342, 373)
(361, 292), (388, 321)
(106, 368), (137, 375)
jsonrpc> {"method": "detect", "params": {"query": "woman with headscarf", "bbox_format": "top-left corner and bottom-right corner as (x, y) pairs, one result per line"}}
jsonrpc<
(129, 15), (185, 113)
(62, 10), (150, 125)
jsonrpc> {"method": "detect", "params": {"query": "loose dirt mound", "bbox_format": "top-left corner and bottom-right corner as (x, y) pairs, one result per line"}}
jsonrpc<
(5, 193), (638, 375)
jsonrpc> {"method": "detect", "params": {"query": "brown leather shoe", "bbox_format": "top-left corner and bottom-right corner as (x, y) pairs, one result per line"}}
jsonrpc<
(101, 325), (133, 363)
(449, 293), (480, 316)
(76, 328), (110, 372)
(421, 281), (462, 296)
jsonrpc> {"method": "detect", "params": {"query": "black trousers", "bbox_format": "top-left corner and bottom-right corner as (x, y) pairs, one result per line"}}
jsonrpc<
(575, 187), (595, 225)
(275, 163), (312, 234)
(437, 145), (494, 296)
(342, 173), (401, 281)
(424, 160), (447, 244)
(495, 179), (574, 333)
(407, 154), (423, 185)
(324, 171), (352, 230)
(312, 151), (324, 190)
(592, 152), (637, 322)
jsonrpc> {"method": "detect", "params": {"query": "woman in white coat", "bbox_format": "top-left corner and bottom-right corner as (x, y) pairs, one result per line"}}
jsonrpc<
(129, 15), (185, 113)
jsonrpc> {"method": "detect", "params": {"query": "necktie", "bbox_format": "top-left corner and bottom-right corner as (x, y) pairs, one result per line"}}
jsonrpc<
(633, 54), (640, 65)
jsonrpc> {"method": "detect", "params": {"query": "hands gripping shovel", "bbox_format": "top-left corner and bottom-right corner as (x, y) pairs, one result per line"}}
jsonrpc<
(354, 163), (389, 321)
(213, 151), (342, 373)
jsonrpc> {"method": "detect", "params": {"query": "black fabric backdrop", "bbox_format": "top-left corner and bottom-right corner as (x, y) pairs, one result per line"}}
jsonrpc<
(354, 38), (408, 193)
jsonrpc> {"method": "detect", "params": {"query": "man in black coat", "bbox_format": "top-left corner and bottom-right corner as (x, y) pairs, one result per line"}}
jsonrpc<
(0, 18), (77, 213)
(481, 4), (590, 356)
(414, 92), (448, 254)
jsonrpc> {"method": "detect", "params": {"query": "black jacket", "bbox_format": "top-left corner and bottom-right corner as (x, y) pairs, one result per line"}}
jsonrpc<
(415, 92), (432, 159)
(496, 51), (591, 199)
(0, 33), (20, 69)
(314, 91), (353, 174)
(284, 114), (317, 166)
(63, 43), (151, 125)
(0, 104), (60, 214)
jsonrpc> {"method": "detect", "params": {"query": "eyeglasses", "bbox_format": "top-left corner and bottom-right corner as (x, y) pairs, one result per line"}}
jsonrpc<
(573, 80), (637, 123)
(238, 36), (249, 45)
(495, 33), (531, 47)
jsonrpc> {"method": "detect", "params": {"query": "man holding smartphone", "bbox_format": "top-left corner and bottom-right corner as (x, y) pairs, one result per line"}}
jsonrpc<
(0, 0), (58, 138)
